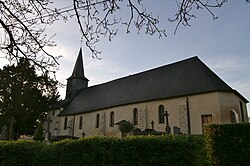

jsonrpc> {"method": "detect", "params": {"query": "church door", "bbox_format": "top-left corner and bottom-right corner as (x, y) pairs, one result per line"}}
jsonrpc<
(201, 115), (212, 134)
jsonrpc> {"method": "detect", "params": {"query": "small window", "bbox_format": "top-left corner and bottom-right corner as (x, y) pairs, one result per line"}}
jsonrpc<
(159, 105), (165, 124)
(230, 111), (236, 123)
(133, 108), (138, 125)
(96, 114), (100, 128)
(79, 116), (83, 129)
(64, 117), (68, 130)
(110, 111), (114, 127)
(53, 110), (55, 116)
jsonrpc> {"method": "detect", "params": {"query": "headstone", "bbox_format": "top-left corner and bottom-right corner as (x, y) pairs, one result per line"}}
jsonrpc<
(0, 125), (8, 140)
(173, 126), (181, 135)
(165, 126), (171, 134)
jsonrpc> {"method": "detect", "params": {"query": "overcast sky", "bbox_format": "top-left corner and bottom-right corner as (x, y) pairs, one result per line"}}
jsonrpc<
(1, 1), (250, 115)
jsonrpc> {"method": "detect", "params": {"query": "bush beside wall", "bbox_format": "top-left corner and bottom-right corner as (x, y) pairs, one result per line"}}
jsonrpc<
(205, 123), (250, 166)
(0, 141), (57, 166)
(0, 135), (207, 166)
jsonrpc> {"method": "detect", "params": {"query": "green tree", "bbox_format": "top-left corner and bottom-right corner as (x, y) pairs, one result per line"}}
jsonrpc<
(118, 121), (134, 137)
(0, 58), (59, 138)
(33, 122), (44, 142)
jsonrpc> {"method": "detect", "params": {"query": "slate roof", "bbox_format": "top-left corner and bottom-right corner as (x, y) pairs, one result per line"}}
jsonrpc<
(59, 56), (248, 116)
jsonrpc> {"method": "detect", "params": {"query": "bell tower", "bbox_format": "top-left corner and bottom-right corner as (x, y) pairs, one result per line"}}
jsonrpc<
(65, 48), (89, 99)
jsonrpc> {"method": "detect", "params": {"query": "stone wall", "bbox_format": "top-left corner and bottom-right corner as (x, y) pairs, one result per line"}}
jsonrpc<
(46, 92), (248, 138)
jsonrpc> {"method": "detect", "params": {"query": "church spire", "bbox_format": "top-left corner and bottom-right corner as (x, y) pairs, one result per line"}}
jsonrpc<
(65, 48), (89, 99)
(68, 48), (88, 80)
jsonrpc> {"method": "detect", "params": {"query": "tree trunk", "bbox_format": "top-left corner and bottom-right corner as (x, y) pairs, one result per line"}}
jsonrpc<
(8, 116), (15, 140)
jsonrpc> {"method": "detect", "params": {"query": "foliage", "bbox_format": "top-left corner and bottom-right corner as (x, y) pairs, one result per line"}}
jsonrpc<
(0, 141), (57, 166)
(205, 123), (250, 166)
(2, 124), (250, 166)
(0, 58), (59, 136)
(0, 135), (207, 166)
(33, 122), (44, 142)
(118, 121), (134, 134)
(1, 0), (249, 70)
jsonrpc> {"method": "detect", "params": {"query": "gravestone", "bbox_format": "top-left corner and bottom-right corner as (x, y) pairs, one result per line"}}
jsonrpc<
(165, 126), (171, 134)
(173, 126), (181, 135)
(0, 125), (8, 140)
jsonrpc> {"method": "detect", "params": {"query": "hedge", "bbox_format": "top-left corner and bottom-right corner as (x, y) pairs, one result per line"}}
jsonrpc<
(0, 141), (57, 166)
(0, 135), (207, 166)
(205, 123), (250, 166)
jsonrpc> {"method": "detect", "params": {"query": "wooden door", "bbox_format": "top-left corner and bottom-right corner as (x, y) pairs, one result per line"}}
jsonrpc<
(201, 115), (212, 134)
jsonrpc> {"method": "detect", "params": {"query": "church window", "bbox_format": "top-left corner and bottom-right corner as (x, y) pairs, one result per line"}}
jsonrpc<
(159, 105), (165, 124)
(96, 114), (100, 128)
(79, 116), (83, 129)
(64, 117), (68, 130)
(133, 108), (138, 125)
(110, 111), (114, 127)
(230, 110), (238, 123)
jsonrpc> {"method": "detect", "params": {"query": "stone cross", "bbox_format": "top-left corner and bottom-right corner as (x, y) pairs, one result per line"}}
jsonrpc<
(151, 121), (155, 130)
(44, 117), (52, 140)
(164, 111), (169, 126)
(165, 111), (171, 134)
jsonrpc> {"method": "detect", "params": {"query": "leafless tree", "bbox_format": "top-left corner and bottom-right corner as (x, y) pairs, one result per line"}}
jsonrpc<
(0, 0), (249, 72)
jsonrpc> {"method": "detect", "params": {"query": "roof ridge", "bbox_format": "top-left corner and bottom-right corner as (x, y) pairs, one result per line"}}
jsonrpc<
(86, 56), (200, 88)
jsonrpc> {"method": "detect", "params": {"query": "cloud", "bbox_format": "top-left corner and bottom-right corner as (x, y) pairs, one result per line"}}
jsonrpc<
(85, 58), (131, 86)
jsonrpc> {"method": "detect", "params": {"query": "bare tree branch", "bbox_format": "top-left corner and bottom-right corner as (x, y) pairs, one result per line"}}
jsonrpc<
(0, 0), (61, 73)
(0, 0), (249, 73)
(169, 0), (228, 34)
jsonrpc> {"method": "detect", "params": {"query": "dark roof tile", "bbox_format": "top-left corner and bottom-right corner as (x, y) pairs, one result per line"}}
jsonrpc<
(59, 56), (247, 116)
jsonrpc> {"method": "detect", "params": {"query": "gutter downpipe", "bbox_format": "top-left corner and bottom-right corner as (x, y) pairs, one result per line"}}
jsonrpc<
(72, 115), (75, 137)
(186, 96), (191, 134)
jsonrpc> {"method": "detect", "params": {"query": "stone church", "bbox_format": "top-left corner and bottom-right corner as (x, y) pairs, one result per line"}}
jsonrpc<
(45, 49), (248, 138)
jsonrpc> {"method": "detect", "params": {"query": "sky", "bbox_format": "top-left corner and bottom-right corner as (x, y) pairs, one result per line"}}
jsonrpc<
(1, 1), (250, 115)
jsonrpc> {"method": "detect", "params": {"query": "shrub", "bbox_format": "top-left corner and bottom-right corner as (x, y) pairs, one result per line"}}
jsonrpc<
(33, 122), (44, 142)
(118, 121), (134, 134)
(0, 141), (57, 166)
(54, 135), (206, 165)
(205, 123), (250, 166)
(0, 135), (207, 166)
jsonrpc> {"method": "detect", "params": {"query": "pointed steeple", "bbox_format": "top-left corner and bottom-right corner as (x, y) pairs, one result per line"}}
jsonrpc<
(67, 48), (88, 81)
(65, 48), (89, 99)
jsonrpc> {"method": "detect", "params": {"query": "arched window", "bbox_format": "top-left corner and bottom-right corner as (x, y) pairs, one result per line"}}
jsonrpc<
(133, 108), (138, 125)
(110, 111), (114, 127)
(79, 116), (83, 129)
(230, 110), (239, 123)
(159, 105), (165, 124)
(64, 117), (68, 130)
(96, 114), (100, 128)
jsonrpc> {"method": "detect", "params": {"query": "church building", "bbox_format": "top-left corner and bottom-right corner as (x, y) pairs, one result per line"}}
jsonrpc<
(45, 49), (248, 138)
